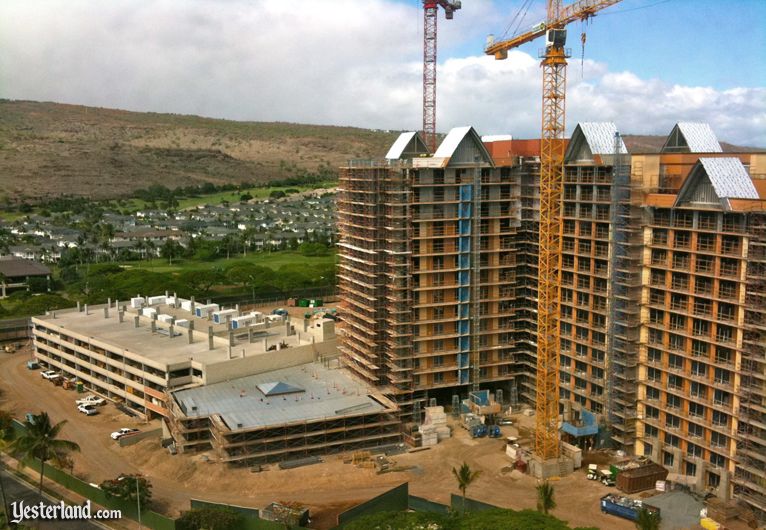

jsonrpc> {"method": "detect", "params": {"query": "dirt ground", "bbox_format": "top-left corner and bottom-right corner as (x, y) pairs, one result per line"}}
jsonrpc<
(0, 345), (633, 529)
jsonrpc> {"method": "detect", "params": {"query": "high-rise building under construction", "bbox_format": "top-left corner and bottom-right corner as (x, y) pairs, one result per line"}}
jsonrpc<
(336, 122), (766, 517)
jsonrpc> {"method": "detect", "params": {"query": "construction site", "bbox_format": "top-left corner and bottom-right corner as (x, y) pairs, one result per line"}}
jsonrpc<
(6, 1), (762, 528)
(338, 116), (766, 504)
(333, 0), (766, 525)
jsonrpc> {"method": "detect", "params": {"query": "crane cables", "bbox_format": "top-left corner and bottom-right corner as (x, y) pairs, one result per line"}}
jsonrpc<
(498, 0), (536, 42)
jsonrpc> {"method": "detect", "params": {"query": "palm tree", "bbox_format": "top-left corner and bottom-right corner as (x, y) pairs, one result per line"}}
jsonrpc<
(635, 507), (661, 530)
(452, 462), (481, 513)
(13, 412), (80, 494)
(536, 480), (556, 515)
(0, 410), (16, 519)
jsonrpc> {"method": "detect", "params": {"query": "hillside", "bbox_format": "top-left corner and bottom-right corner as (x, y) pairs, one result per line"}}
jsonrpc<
(0, 100), (398, 201)
(0, 100), (759, 202)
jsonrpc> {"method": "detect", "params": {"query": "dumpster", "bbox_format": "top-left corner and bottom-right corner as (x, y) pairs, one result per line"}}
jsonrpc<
(601, 494), (660, 521)
(617, 462), (668, 494)
(76, 382), (84, 393)
(298, 299), (310, 307)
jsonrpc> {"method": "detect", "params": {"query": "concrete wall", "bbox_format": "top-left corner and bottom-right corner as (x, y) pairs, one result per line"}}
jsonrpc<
(203, 339), (337, 384)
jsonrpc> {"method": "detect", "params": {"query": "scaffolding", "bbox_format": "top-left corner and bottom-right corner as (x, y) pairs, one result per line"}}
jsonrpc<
(606, 132), (641, 448)
(733, 212), (766, 520)
(471, 166), (482, 391)
(337, 162), (392, 387)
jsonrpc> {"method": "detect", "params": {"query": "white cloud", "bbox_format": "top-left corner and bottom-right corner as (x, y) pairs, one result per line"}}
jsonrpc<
(0, 0), (763, 147)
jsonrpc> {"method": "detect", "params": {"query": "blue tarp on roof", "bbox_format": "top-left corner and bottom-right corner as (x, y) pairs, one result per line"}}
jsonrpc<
(561, 409), (598, 437)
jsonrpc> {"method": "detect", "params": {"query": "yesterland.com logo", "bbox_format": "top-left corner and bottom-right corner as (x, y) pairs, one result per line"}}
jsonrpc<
(9, 499), (122, 524)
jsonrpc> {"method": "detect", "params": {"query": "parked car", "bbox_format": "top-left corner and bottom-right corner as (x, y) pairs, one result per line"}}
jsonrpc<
(111, 428), (140, 440)
(40, 370), (59, 380)
(77, 404), (98, 416)
(76, 395), (105, 407)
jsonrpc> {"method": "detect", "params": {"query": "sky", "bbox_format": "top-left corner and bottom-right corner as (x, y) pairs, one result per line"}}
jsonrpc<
(1, 0), (764, 146)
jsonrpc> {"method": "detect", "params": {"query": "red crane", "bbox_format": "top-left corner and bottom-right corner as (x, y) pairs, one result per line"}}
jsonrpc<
(423, 0), (461, 153)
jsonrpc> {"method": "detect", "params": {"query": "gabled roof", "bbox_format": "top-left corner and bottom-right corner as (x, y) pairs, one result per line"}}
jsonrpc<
(674, 157), (757, 209)
(699, 158), (758, 198)
(385, 131), (429, 160)
(662, 122), (722, 153)
(0, 256), (51, 278)
(256, 381), (305, 396)
(432, 126), (494, 166)
(564, 122), (626, 163)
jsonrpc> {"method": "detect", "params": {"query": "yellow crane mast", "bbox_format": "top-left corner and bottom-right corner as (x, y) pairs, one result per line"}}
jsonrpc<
(486, 0), (622, 462)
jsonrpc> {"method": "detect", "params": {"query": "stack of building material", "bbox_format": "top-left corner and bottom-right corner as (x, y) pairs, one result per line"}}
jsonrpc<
(418, 406), (449, 446)
(426, 406), (451, 441)
(418, 426), (438, 447)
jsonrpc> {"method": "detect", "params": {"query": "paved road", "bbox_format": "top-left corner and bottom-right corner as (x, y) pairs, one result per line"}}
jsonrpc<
(1, 470), (106, 529)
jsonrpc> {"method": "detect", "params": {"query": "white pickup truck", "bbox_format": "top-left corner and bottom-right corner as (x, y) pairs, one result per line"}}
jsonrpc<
(75, 395), (105, 407)
(111, 428), (140, 440)
(77, 404), (98, 416)
(40, 370), (60, 380)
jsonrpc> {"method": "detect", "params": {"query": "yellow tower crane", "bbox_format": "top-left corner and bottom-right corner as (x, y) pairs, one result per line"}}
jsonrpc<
(486, 0), (622, 463)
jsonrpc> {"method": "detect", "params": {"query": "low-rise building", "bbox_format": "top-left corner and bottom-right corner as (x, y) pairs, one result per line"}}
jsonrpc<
(31, 296), (337, 419)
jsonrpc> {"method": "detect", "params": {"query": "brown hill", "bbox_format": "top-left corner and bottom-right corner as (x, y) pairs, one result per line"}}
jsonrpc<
(0, 100), (760, 201)
(621, 134), (757, 154)
(0, 100), (398, 201)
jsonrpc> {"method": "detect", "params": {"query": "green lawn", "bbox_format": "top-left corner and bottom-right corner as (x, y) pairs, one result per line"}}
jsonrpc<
(3, 182), (337, 218)
(0, 209), (28, 221)
(118, 250), (338, 273)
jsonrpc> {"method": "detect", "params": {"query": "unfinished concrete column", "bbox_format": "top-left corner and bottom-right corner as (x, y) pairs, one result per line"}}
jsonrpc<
(694, 457), (706, 492)
(151, 319), (156, 333)
(208, 326), (214, 350)
(134, 316), (140, 328)
(228, 330), (234, 346)
(227, 345), (232, 359)
(118, 310), (124, 323)
(187, 327), (194, 344)
(84, 304), (89, 315)
(190, 296), (195, 315)
(672, 447), (683, 474)
(248, 327), (254, 343)
(103, 307), (109, 319)
(241, 348), (245, 358)
(169, 324), (174, 338)
(107, 297), (111, 309)
(303, 319), (308, 332)
(719, 470), (731, 501)
(51, 311), (56, 319)
(77, 301), (81, 312)
(651, 441), (661, 462)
